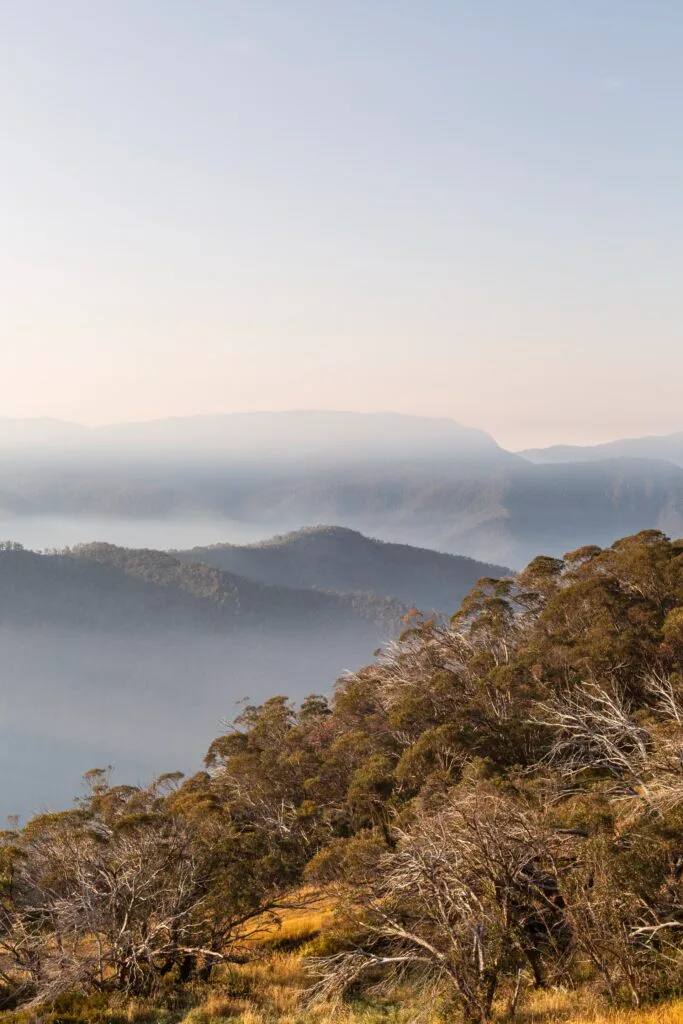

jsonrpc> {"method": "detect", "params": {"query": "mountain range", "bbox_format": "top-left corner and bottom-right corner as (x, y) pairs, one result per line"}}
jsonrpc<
(2, 411), (683, 565)
(0, 411), (514, 465)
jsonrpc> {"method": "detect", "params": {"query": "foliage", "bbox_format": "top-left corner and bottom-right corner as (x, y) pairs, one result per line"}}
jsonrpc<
(2, 530), (683, 1019)
(0, 543), (403, 633)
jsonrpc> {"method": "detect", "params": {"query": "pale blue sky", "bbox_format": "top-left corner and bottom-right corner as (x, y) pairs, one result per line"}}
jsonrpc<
(2, 1), (682, 448)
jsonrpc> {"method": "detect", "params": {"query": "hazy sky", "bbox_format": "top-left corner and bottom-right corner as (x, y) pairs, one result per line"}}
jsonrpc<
(2, 1), (683, 449)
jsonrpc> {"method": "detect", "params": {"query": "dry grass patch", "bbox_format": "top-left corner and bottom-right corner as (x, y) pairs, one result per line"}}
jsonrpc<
(514, 990), (683, 1024)
(237, 891), (335, 953)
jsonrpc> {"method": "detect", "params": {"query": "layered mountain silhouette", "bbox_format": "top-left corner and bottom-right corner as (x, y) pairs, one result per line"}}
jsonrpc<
(4, 410), (683, 815)
(1, 412), (683, 565)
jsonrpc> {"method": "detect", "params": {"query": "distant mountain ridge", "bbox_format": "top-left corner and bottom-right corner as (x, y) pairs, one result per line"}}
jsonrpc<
(5, 412), (683, 467)
(177, 525), (511, 612)
(0, 411), (518, 466)
(520, 430), (683, 468)
(0, 526), (513, 816)
(2, 412), (683, 565)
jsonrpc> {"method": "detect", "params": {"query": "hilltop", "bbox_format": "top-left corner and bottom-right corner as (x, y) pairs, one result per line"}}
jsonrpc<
(178, 525), (511, 611)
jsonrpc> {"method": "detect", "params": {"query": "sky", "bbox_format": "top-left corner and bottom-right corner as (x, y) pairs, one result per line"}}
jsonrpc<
(2, 1), (683, 450)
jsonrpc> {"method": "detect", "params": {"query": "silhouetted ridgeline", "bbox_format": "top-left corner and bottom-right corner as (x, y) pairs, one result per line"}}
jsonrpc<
(0, 532), (511, 819)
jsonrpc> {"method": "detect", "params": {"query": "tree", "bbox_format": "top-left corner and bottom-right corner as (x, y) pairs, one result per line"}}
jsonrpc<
(309, 791), (569, 1023)
(0, 773), (318, 1006)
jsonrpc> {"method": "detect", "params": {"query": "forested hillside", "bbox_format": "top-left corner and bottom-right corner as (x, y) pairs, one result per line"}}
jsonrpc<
(2, 530), (683, 1022)
(0, 541), (403, 632)
(177, 525), (511, 611)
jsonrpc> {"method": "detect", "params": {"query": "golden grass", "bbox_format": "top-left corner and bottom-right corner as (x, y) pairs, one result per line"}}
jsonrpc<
(172, 891), (683, 1024)
(261, 908), (334, 947)
(512, 989), (683, 1024)
(179, 980), (683, 1024)
(238, 890), (335, 952)
(4, 982), (681, 1024)
(5, 919), (683, 1024)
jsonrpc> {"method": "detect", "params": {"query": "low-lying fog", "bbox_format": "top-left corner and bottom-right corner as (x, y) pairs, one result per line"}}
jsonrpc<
(1, 625), (379, 822)
(0, 516), (273, 552)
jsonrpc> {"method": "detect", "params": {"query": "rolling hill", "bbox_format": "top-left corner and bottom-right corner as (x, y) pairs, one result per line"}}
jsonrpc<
(0, 542), (404, 633)
(177, 525), (511, 612)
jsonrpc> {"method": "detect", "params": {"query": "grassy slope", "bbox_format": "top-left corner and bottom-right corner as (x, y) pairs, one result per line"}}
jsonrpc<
(10, 906), (680, 1024)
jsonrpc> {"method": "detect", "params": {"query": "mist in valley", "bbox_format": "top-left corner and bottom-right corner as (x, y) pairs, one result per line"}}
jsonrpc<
(3, 411), (683, 568)
(0, 623), (381, 821)
(4, 410), (683, 822)
(0, 515), (273, 554)
(3, 3), (683, 1013)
